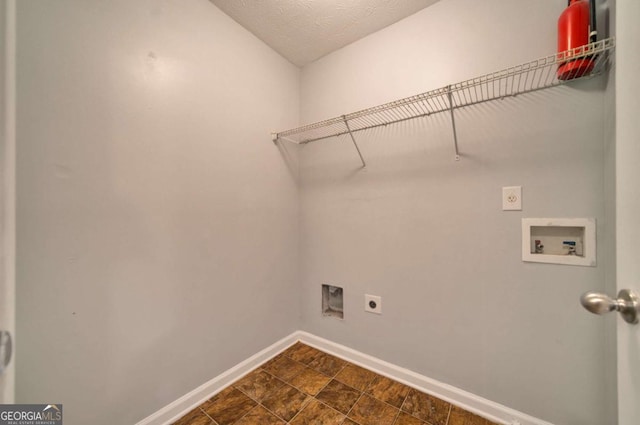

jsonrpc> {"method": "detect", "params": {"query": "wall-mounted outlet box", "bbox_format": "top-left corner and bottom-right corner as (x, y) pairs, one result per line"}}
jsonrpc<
(365, 294), (382, 314)
(522, 218), (596, 267)
(322, 284), (344, 319)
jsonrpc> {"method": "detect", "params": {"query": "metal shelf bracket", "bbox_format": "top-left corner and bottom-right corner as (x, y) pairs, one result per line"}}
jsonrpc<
(446, 86), (461, 161)
(342, 116), (366, 168)
(276, 135), (301, 145)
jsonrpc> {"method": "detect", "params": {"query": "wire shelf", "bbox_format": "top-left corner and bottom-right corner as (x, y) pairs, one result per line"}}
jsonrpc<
(274, 38), (615, 152)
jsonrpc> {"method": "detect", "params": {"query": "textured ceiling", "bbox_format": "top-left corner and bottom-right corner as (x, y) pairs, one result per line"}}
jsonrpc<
(209, 0), (442, 67)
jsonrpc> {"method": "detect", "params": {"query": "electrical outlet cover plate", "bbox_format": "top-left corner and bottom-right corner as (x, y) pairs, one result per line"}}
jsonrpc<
(502, 186), (522, 211)
(365, 294), (382, 314)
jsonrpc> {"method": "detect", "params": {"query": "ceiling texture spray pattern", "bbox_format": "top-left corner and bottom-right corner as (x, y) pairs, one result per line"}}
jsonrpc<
(209, 0), (441, 67)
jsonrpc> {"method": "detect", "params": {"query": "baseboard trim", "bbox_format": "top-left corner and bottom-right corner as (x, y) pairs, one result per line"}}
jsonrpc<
(135, 332), (299, 425)
(297, 331), (554, 425)
(136, 330), (554, 425)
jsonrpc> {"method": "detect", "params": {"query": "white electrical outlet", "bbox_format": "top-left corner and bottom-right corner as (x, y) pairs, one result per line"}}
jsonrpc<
(502, 186), (522, 211)
(365, 294), (382, 314)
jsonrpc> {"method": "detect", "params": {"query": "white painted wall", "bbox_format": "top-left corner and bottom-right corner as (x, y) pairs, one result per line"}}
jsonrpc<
(15, 1), (299, 424)
(299, 1), (613, 424)
(14, 0), (622, 423)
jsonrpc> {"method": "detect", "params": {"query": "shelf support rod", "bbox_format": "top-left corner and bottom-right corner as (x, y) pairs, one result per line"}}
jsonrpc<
(446, 86), (461, 161)
(274, 135), (302, 145)
(272, 133), (302, 144)
(342, 116), (366, 168)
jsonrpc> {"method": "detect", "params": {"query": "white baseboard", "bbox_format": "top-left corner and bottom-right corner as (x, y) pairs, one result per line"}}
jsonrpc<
(136, 330), (554, 425)
(135, 333), (299, 425)
(296, 331), (554, 425)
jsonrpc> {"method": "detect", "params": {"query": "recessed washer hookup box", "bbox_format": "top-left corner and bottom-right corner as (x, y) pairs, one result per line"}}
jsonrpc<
(522, 218), (596, 267)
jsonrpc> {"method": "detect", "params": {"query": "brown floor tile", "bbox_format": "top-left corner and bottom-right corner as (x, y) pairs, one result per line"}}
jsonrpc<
(335, 364), (377, 391)
(171, 407), (212, 425)
(284, 342), (324, 365)
(201, 387), (257, 425)
(393, 411), (427, 425)
(401, 390), (451, 425)
(260, 353), (291, 375)
(289, 399), (346, 425)
(233, 368), (285, 402)
(234, 405), (285, 425)
(447, 405), (500, 425)
(316, 379), (362, 414)
(308, 352), (348, 377)
(261, 383), (312, 421)
(262, 355), (307, 382)
(366, 375), (411, 408)
(172, 344), (505, 425)
(348, 394), (399, 425)
(289, 366), (332, 395)
(262, 353), (286, 368)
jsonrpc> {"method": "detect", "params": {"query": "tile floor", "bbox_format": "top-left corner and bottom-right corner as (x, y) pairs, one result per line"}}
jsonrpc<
(173, 342), (500, 425)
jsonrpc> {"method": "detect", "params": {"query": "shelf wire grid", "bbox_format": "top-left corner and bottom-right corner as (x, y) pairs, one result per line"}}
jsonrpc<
(275, 38), (615, 145)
